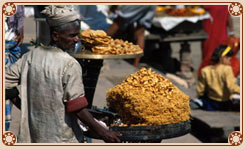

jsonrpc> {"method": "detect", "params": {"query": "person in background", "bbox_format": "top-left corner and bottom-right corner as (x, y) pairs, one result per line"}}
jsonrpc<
(221, 36), (240, 77)
(78, 5), (112, 31)
(5, 5), (121, 143)
(5, 5), (24, 68)
(106, 5), (156, 67)
(5, 5), (24, 131)
(196, 45), (240, 111)
(198, 5), (234, 78)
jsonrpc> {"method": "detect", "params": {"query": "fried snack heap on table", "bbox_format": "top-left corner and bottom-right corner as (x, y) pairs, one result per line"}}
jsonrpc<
(106, 68), (191, 126)
(81, 29), (143, 55)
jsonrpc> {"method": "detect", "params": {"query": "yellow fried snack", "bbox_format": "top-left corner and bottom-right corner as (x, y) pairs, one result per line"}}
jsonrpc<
(81, 29), (143, 55)
(106, 68), (191, 126)
(81, 29), (108, 38)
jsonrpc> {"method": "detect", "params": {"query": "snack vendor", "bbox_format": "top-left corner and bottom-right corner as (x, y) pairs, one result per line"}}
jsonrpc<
(5, 5), (121, 143)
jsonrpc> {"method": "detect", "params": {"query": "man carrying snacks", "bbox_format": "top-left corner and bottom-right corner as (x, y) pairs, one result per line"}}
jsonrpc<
(5, 5), (121, 143)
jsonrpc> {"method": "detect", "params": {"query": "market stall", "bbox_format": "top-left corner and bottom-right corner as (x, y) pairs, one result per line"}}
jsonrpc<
(147, 5), (210, 40)
(144, 6), (210, 77)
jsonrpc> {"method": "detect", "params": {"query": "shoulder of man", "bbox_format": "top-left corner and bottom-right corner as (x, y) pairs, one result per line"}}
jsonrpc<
(29, 46), (79, 64)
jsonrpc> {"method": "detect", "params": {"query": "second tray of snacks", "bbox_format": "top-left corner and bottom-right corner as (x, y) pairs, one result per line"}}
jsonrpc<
(71, 29), (144, 59)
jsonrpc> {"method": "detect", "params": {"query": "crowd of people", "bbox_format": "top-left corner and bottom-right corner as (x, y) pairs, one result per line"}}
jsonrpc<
(4, 5), (240, 143)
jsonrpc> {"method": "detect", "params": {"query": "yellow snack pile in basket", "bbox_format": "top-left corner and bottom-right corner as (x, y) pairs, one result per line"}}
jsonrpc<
(106, 68), (191, 126)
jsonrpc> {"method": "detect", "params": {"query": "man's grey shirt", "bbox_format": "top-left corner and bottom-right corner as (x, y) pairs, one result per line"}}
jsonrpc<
(5, 46), (85, 143)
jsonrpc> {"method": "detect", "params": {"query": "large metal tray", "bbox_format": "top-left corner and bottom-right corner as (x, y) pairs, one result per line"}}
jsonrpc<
(70, 50), (143, 60)
(109, 120), (191, 142)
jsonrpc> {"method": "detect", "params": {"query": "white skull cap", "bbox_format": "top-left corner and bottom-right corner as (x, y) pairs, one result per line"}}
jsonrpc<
(41, 5), (81, 27)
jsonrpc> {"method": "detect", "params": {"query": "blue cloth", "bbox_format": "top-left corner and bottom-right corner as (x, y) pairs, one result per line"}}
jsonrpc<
(5, 41), (21, 69)
(5, 99), (12, 131)
(200, 97), (233, 111)
(5, 41), (21, 131)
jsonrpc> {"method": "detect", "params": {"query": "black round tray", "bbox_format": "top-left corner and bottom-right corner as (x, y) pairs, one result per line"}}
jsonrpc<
(109, 120), (191, 143)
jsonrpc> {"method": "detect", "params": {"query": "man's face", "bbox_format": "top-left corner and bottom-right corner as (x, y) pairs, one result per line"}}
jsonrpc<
(55, 25), (80, 52)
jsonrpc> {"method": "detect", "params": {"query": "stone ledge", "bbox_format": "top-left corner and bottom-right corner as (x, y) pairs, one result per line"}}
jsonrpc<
(190, 109), (240, 143)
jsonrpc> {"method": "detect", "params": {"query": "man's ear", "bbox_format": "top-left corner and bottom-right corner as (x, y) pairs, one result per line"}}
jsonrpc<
(51, 31), (59, 42)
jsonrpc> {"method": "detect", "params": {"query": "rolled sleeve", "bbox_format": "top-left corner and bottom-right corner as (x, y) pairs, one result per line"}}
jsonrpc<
(62, 60), (87, 112)
(66, 96), (88, 113)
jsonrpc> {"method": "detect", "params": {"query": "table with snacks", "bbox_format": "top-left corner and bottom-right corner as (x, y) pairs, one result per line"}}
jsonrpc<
(144, 6), (210, 74)
(147, 5), (210, 41)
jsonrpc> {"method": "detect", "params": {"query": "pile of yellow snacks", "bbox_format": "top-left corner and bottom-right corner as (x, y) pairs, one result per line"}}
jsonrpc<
(81, 29), (143, 55)
(106, 68), (190, 126)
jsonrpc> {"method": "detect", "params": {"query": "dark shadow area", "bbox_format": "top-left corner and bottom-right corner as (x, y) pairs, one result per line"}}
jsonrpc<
(125, 39), (181, 74)
(190, 117), (239, 143)
(20, 43), (32, 56)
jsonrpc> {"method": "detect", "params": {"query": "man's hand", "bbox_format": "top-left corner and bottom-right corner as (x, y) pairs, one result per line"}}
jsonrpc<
(99, 129), (122, 143)
(75, 108), (122, 143)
